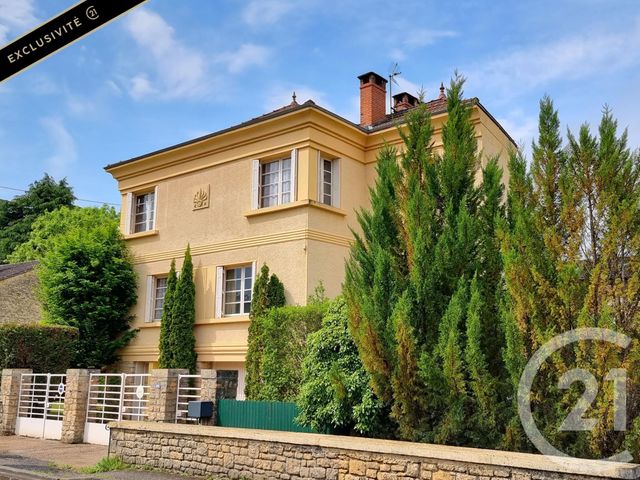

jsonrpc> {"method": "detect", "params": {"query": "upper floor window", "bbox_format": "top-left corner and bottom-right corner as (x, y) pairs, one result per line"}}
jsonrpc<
(133, 191), (155, 233)
(260, 158), (291, 208)
(318, 156), (340, 208)
(251, 150), (297, 210)
(125, 187), (158, 235)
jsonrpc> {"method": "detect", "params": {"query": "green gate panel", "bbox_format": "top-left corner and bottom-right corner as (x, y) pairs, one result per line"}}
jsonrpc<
(217, 399), (313, 433)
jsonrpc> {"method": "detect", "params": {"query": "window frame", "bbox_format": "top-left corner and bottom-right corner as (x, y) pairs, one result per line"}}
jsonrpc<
(317, 155), (340, 208)
(151, 275), (168, 321)
(222, 263), (254, 317)
(259, 157), (292, 208)
(129, 188), (157, 234)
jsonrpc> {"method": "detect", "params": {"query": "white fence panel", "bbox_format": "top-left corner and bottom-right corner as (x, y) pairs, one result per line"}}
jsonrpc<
(15, 373), (66, 440)
(84, 373), (150, 445)
(175, 374), (201, 423)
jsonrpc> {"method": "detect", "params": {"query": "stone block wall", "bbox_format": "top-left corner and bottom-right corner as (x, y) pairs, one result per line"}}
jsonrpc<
(109, 421), (639, 480)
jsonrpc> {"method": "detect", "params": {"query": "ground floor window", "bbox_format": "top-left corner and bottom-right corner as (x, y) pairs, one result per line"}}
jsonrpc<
(216, 370), (239, 399)
(223, 264), (253, 316)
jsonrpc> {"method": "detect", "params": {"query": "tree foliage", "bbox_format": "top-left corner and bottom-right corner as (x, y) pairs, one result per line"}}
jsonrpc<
(297, 297), (390, 436)
(157, 259), (178, 369)
(168, 246), (197, 373)
(0, 174), (74, 263)
(501, 98), (640, 459)
(344, 74), (510, 445)
(36, 206), (137, 368)
(246, 303), (325, 401)
(245, 263), (286, 399)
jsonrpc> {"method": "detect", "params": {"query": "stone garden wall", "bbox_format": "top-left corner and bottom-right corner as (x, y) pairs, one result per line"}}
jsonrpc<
(109, 421), (639, 480)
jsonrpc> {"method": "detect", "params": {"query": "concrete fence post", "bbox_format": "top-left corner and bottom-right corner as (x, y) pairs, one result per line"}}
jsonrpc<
(61, 368), (98, 443)
(0, 368), (31, 435)
(199, 369), (217, 426)
(147, 369), (188, 423)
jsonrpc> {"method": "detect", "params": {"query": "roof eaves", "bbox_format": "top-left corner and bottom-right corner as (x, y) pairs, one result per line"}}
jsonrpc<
(104, 101), (367, 171)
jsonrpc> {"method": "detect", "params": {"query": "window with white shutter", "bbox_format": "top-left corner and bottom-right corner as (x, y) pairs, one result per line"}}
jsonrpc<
(318, 156), (341, 208)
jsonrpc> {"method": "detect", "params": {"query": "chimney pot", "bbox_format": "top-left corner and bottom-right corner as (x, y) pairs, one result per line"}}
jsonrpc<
(393, 92), (420, 112)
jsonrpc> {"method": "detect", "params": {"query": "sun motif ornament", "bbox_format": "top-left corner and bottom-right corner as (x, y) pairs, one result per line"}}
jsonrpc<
(193, 185), (210, 210)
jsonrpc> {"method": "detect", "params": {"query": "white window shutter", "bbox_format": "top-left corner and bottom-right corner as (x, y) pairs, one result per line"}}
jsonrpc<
(236, 367), (246, 400)
(291, 149), (298, 201)
(152, 185), (159, 230)
(251, 159), (260, 209)
(124, 192), (133, 235)
(215, 266), (224, 318)
(317, 151), (323, 201)
(332, 159), (341, 208)
(145, 276), (154, 322)
(251, 261), (257, 285)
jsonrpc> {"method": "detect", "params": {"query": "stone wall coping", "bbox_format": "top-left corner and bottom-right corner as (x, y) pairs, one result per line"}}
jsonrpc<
(109, 421), (640, 479)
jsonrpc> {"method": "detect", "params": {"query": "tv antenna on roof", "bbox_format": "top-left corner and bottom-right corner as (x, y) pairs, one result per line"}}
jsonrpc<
(388, 62), (401, 114)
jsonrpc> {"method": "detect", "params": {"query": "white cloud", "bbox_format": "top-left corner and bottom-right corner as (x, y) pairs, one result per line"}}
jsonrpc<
(123, 8), (208, 99)
(497, 110), (538, 154)
(40, 117), (77, 177)
(128, 74), (157, 100)
(122, 9), (271, 101)
(242, 0), (294, 26)
(402, 29), (458, 48)
(466, 18), (640, 98)
(218, 44), (271, 74)
(0, 0), (38, 43)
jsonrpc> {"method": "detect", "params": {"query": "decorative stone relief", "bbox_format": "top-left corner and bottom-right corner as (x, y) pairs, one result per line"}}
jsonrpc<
(193, 185), (210, 210)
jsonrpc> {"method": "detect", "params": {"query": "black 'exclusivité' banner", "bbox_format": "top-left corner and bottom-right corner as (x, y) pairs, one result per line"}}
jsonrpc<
(0, 0), (147, 83)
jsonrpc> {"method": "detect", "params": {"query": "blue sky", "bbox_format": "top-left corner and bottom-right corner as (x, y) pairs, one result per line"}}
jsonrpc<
(0, 0), (638, 207)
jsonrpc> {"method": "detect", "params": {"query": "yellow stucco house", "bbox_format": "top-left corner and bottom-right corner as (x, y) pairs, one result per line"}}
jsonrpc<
(105, 72), (515, 398)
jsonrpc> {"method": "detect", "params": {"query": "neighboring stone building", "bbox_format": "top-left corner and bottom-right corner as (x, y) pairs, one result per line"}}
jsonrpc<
(0, 261), (40, 324)
(105, 72), (516, 395)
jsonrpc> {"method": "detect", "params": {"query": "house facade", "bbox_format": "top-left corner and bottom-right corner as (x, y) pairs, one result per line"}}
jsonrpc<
(105, 72), (515, 398)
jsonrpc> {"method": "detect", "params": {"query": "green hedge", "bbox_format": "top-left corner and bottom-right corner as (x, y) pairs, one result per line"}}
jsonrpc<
(0, 324), (78, 372)
(245, 304), (326, 402)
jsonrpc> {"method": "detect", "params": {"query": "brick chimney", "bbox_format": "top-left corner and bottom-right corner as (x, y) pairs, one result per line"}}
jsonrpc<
(393, 92), (420, 112)
(358, 72), (387, 127)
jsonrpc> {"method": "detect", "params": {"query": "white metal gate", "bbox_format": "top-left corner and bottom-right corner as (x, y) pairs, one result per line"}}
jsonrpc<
(84, 373), (149, 445)
(15, 373), (66, 440)
(175, 374), (201, 423)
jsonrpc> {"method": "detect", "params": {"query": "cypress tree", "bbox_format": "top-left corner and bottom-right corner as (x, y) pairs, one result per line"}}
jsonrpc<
(245, 263), (287, 399)
(157, 259), (177, 368)
(502, 99), (640, 459)
(170, 246), (197, 372)
(346, 74), (510, 444)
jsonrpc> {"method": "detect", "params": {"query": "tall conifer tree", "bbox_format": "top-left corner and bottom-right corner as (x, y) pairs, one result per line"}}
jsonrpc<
(345, 74), (510, 444)
(169, 246), (197, 372)
(158, 259), (177, 368)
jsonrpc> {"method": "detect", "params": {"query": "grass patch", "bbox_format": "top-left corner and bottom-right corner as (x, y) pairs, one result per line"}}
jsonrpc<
(80, 456), (129, 473)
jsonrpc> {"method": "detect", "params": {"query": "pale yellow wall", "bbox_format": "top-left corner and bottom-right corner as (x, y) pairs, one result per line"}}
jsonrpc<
(108, 103), (515, 366)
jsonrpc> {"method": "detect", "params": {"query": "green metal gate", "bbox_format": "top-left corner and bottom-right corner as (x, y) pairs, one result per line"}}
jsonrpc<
(217, 399), (313, 433)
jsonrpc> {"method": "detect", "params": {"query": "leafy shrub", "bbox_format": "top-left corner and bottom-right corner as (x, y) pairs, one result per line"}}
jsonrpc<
(297, 297), (390, 436)
(0, 323), (78, 372)
(247, 304), (325, 401)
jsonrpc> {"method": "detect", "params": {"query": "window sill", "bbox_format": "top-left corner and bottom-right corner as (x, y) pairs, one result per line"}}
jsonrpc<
(124, 229), (159, 240)
(244, 199), (346, 217)
(196, 316), (251, 325)
(308, 200), (347, 216)
(139, 317), (251, 328)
